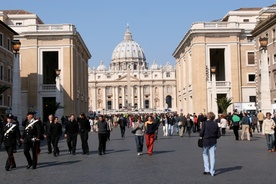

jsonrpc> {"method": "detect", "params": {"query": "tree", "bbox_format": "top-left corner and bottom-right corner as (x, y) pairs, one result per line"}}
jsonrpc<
(46, 101), (63, 116)
(217, 97), (233, 115)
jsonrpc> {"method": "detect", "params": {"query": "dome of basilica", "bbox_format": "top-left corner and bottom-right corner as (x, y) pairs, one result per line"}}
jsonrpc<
(111, 26), (146, 64)
(97, 60), (107, 71)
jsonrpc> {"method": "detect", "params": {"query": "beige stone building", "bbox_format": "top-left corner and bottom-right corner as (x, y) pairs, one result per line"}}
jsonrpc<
(0, 10), (91, 121)
(0, 20), (17, 116)
(88, 27), (176, 114)
(173, 8), (262, 115)
(251, 5), (276, 113)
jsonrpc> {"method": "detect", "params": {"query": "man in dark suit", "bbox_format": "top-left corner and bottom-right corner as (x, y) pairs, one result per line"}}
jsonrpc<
(21, 112), (41, 169)
(118, 114), (127, 138)
(0, 114), (21, 171)
(44, 114), (53, 154)
(78, 113), (91, 155)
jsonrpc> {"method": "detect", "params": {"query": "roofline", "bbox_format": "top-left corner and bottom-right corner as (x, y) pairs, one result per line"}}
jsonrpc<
(0, 20), (18, 35)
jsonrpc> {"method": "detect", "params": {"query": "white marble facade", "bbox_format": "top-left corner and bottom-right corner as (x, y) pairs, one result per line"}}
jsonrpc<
(88, 27), (176, 113)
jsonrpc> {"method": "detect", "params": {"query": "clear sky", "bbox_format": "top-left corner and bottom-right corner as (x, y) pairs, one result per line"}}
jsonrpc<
(2, 1), (275, 68)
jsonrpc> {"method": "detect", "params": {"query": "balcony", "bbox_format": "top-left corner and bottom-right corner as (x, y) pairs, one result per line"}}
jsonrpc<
(10, 24), (76, 34)
(207, 81), (231, 89)
(191, 22), (256, 30)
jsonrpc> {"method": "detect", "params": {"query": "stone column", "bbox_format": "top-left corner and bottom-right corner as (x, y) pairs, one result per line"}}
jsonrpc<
(12, 52), (22, 122)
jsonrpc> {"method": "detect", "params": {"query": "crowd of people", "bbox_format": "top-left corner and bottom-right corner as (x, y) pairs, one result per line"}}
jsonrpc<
(0, 109), (275, 176)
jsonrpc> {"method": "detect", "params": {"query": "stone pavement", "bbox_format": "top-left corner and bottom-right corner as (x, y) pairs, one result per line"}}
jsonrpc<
(0, 126), (275, 184)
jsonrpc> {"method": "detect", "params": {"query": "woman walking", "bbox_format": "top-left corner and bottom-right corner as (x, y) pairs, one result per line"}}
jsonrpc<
(262, 112), (275, 152)
(200, 112), (220, 176)
(133, 116), (145, 156)
(145, 116), (157, 156)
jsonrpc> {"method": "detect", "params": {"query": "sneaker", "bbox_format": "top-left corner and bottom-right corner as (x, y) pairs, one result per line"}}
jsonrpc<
(137, 153), (141, 156)
(140, 152), (143, 155)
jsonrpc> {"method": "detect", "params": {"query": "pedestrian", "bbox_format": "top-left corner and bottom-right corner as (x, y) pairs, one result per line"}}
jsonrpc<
(257, 110), (265, 133)
(153, 113), (160, 140)
(50, 117), (62, 157)
(133, 116), (145, 156)
(64, 114), (79, 155)
(178, 113), (186, 137)
(240, 113), (250, 141)
(145, 116), (158, 156)
(21, 112), (41, 169)
(186, 114), (193, 137)
(105, 116), (113, 140)
(167, 113), (174, 136)
(97, 115), (108, 155)
(220, 114), (228, 136)
(78, 113), (91, 155)
(262, 112), (275, 152)
(200, 111), (220, 177)
(162, 114), (168, 136)
(252, 114), (259, 133)
(118, 114), (127, 138)
(231, 111), (241, 140)
(0, 114), (21, 171)
(44, 114), (53, 154)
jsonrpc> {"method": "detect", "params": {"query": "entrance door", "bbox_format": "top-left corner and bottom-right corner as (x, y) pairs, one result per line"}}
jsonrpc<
(43, 97), (56, 122)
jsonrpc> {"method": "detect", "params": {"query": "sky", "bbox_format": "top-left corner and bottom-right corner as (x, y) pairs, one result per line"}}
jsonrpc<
(2, 1), (275, 68)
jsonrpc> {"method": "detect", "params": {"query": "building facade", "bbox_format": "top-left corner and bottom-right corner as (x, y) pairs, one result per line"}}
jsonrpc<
(0, 10), (91, 121)
(251, 5), (276, 113)
(173, 8), (262, 115)
(88, 27), (176, 114)
(0, 20), (17, 116)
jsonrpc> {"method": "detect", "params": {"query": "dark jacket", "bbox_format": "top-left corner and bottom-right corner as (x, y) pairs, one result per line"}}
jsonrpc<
(45, 121), (53, 136)
(78, 117), (91, 133)
(0, 122), (21, 147)
(118, 117), (127, 128)
(65, 120), (79, 134)
(98, 120), (108, 134)
(50, 122), (62, 138)
(200, 120), (219, 147)
(21, 119), (41, 143)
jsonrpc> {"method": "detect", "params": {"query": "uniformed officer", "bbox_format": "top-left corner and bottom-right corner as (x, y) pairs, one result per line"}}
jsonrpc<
(20, 112), (41, 169)
(0, 114), (21, 171)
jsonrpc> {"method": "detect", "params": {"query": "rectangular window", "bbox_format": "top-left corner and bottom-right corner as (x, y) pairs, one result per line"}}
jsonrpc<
(7, 96), (11, 107)
(7, 68), (11, 82)
(0, 94), (3, 106)
(243, 19), (249, 22)
(0, 33), (2, 46)
(0, 65), (4, 81)
(154, 74), (158, 78)
(97, 76), (101, 79)
(273, 29), (276, 41)
(247, 52), (254, 65)
(166, 72), (170, 77)
(42, 51), (58, 84)
(248, 74), (255, 83)
(144, 74), (148, 78)
(249, 96), (256, 103)
(107, 75), (111, 79)
(7, 38), (11, 51)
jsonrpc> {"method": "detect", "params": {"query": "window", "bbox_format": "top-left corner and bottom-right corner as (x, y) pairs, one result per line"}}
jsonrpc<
(247, 52), (254, 65)
(144, 86), (150, 94)
(248, 74), (255, 83)
(166, 72), (170, 77)
(144, 74), (148, 78)
(154, 74), (158, 78)
(7, 68), (11, 82)
(249, 96), (256, 103)
(16, 22), (22, 26)
(7, 38), (11, 51)
(167, 86), (172, 93)
(273, 29), (276, 41)
(0, 33), (2, 46)
(97, 75), (101, 79)
(0, 64), (4, 81)
(243, 19), (249, 22)
(0, 94), (3, 106)
(7, 96), (11, 107)
(107, 75), (111, 79)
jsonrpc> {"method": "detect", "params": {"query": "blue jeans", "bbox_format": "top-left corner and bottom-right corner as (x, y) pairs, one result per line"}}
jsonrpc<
(203, 144), (217, 176)
(265, 134), (275, 150)
(135, 135), (144, 153)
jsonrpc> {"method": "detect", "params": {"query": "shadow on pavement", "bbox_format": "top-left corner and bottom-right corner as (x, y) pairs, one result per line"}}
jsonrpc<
(153, 150), (176, 155)
(37, 160), (81, 168)
(215, 166), (243, 175)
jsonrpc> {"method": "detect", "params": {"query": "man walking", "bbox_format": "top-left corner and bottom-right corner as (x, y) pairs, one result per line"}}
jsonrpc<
(78, 113), (91, 155)
(44, 114), (53, 154)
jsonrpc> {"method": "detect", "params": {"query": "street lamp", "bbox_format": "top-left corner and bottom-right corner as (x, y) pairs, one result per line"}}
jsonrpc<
(12, 40), (22, 122)
(259, 37), (271, 113)
(211, 66), (218, 116)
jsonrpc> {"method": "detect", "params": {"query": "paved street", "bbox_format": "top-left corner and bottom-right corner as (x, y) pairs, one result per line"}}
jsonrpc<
(0, 126), (275, 184)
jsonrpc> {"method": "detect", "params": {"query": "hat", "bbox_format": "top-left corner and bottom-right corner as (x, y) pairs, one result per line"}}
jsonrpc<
(27, 111), (35, 115)
(7, 114), (14, 119)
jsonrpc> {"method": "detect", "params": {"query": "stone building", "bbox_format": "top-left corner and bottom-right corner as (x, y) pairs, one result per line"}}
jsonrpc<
(173, 8), (262, 115)
(0, 10), (91, 121)
(88, 27), (176, 114)
(0, 20), (17, 116)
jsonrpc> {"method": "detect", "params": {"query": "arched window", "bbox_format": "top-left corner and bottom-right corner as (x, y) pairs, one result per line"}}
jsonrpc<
(166, 95), (172, 108)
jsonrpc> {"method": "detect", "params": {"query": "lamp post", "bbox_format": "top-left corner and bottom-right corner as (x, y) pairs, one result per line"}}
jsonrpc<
(55, 69), (61, 118)
(259, 37), (271, 113)
(211, 66), (218, 116)
(12, 40), (22, 121)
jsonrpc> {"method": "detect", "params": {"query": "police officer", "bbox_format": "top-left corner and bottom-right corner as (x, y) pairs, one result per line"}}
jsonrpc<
(78, 113), (90, 155)
(0, 114), (21, 171)
(21, 112), (41, 169)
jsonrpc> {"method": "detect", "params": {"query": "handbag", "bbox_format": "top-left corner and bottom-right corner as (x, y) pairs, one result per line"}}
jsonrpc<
(198, 137), (203, 148)
(131, 129), (137, 134)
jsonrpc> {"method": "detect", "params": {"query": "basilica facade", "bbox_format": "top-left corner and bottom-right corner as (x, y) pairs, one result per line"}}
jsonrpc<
(88, 27), (176, 114)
